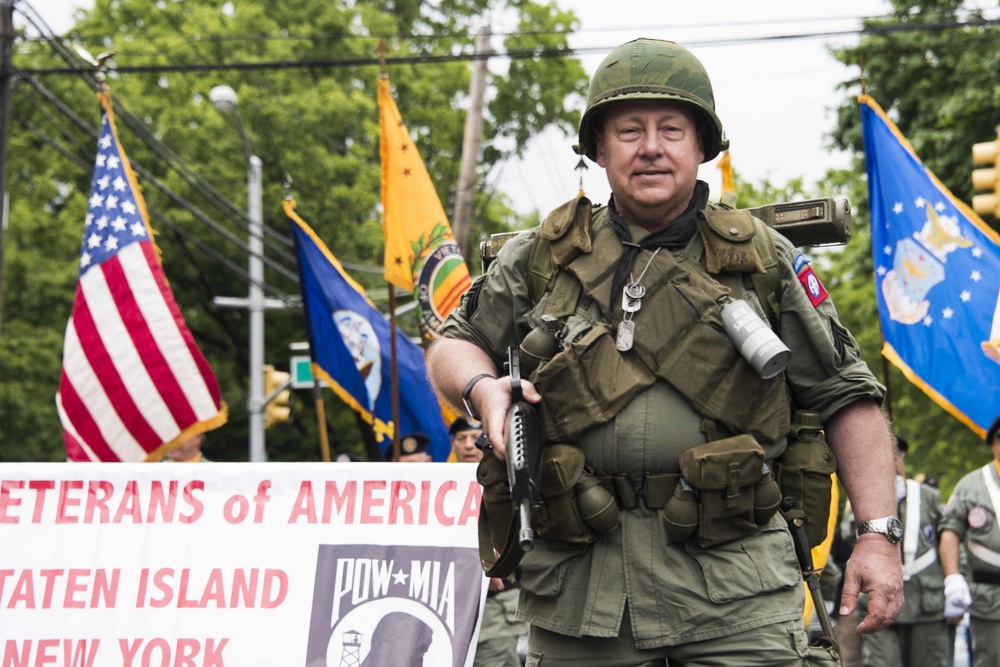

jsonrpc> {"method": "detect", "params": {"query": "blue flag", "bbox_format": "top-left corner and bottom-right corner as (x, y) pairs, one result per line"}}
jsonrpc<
(285, 200), (450, 460)
(861, 95), (1000, 437)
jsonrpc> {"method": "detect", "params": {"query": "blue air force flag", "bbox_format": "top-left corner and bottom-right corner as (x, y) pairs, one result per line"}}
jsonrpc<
(860, 95), (1000, 436)
(285, 200), (450, 460)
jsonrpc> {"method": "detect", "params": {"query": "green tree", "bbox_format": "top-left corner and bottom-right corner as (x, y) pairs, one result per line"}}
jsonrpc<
(0, 0), (586, 462)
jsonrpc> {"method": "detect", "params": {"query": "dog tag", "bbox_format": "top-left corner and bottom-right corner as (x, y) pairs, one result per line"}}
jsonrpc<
(622, 284), (644, 313)
(616, 319), (635, 351)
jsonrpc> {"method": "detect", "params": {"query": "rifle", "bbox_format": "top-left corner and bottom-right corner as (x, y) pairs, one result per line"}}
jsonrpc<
(505, 345), (543, 552)
(782, 497), (839, 654)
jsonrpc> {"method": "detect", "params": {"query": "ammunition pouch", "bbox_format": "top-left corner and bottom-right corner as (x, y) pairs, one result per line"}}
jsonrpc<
(672, 435), (782, 548)
(774, 412), (837, 548)
(476, 444), (618, 578)
(535, 444), (618, 543)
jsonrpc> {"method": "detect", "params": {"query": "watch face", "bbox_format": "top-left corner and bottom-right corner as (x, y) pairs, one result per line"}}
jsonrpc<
(887, 516), (904, 541)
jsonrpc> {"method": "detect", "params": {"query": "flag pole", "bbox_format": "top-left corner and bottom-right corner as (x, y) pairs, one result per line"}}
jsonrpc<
(282, 172), (332, 463)
(377, 40), (402, 463)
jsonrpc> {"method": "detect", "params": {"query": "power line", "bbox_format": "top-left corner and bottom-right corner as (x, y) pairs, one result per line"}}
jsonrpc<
(14, 16), (1000, 76)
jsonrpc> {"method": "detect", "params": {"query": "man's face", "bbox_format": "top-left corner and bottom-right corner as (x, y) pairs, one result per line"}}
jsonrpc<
(595, 100), (704, 230)
(451, 428), (483, 463)
(168, 433), (203, 462)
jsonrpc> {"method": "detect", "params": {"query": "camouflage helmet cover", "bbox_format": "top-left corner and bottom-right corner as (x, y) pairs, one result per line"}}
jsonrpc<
(578, 38), (729, 163)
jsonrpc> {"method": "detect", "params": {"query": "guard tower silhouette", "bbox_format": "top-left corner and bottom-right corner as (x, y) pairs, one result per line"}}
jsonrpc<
(338, 629), (362, 667)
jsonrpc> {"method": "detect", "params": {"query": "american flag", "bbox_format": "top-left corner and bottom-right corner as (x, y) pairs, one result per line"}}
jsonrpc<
(56, 91), (226, 462)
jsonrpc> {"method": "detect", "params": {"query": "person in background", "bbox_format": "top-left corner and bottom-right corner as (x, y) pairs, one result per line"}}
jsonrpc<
(389, 432), (432, 462)
(450, 416), (529, 667)
(429, 36), (901, 666)
(859, 434), (948, 666)
(164, 432), (208, 462)
(940, 414), (1000, 667)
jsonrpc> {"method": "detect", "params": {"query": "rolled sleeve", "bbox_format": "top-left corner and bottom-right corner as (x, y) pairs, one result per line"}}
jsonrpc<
(774, 234), (885, 421)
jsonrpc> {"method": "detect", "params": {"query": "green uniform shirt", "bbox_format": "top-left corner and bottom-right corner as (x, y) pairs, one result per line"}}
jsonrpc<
(440, 196), (884, 648)
(941, 461), (1000, 620)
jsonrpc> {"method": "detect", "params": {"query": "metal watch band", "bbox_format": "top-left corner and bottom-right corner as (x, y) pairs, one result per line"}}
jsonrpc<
(856, 515), (903, 544)
(461, 373), (495, 420)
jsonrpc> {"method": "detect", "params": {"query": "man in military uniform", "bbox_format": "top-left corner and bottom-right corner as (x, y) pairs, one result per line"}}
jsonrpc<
(858, 435), (948, 666)
(940, 414), (1000, 667)
(428, 38), (902, 666)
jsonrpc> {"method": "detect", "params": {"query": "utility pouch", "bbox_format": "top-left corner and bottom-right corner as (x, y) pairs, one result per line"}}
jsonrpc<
(774, 410), (837, 548)
(476, 446), (518, 575)
(535, 444), (618, 544)
(678, 434), (781, 548)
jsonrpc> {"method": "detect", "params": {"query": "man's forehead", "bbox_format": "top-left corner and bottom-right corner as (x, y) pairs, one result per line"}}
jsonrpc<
(602, 99), (696, 123)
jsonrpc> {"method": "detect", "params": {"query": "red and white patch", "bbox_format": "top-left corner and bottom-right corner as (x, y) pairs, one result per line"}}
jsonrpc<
(797, 266), (829, 307)
(968, 506), (990, 530)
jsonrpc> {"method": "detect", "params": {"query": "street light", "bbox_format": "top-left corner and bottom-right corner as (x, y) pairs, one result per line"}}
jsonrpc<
(210, 84), (266, 462)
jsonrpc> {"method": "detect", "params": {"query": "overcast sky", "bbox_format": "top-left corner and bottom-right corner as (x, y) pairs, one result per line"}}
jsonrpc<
(21, 0), (996, 215)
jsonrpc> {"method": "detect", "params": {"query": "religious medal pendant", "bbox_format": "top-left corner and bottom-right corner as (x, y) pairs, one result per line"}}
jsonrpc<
(622, 283), (645, 313)
(616, 318), (635, 352)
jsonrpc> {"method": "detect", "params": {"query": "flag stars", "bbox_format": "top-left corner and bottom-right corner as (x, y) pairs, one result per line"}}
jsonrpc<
(104, 236), (119, 252)
(80, 252), (92, 268)
(961, 290), (971, 302)
(883, 245), (893, 255)
(923, 315), (933, 326)
(403, 168), (411, 176)
(85, 213), (94, 227)
(121, 200), (137, 215)
(97, 175), (110, 190)
(934, 201), (946, 213)
(113, 176), (127, 192)
(914, 196), (926, 209)
(89, 192), (104, 209)
(971, 270), (982, 282)
(99, 134), (112, 150)
(111, 216), (128, 232)
(400, 143), (409, 152)
(877, 265), (888, 276)
(107, 155), (121, 170)
(893, 202), (904, 214)
(105, 194), (119, 210)
(96, 154), (106, 168)
(97, 215), (109, 230)
(130, 222), (147, 237)
(972, 247), (983, 258)
(86, 232), (102, 249)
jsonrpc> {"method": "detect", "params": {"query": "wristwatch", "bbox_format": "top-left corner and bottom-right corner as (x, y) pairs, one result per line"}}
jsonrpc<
(461, 373), (495, 420)
(856, 516), (903, 544)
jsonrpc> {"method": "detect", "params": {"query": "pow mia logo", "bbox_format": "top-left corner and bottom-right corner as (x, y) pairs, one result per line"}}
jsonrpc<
(968, 506), (990, 530)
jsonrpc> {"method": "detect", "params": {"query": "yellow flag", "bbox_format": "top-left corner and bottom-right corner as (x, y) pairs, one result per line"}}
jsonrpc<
(378, 77), (472, 334)
(718, 150), (734, 195)
(802, 475), (839, 627)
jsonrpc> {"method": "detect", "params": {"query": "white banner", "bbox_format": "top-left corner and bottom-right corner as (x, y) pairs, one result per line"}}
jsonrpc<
(0, 462), (487, 667)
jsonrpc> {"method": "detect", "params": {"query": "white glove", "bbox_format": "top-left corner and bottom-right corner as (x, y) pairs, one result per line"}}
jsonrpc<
(944, 573), (971, 619)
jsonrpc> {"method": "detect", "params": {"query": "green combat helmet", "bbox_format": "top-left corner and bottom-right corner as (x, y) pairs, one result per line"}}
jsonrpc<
(577, 38), (729, 164)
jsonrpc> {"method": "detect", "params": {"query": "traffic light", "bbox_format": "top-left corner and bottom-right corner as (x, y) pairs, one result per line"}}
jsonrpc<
(972, 127), (1000, 217)
(263, 364), (291, 428)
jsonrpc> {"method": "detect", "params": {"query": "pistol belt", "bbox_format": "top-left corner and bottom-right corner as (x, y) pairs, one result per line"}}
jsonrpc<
(595, 472), (680, 510)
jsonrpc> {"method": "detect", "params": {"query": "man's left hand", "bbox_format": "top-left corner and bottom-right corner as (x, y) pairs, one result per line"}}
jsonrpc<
(838, 533), (903, 634)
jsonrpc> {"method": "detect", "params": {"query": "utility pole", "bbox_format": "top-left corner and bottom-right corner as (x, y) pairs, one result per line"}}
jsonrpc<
(452, 26), (491, 259)
(0, 0), (15, 335)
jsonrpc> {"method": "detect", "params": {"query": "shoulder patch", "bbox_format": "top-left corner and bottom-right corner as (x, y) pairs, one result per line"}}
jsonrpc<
(793, 252), (811, 275)
(797, 265), (828, 306)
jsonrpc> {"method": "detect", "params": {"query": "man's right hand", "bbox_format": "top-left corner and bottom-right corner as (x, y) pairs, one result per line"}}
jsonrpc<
(944, 573), (971, 619)
(475, 376), (541, 461)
